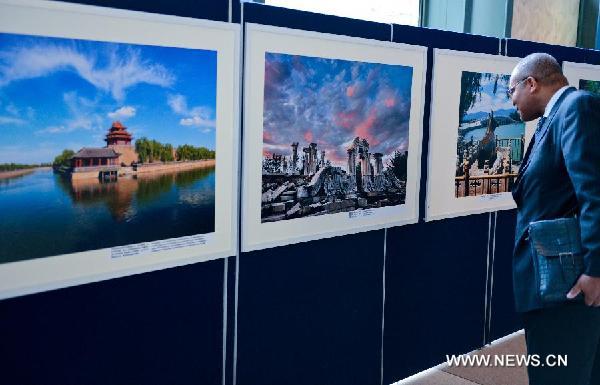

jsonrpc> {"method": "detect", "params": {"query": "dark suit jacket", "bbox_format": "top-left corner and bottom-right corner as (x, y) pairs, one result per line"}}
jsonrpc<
(512, 87), (600, 313)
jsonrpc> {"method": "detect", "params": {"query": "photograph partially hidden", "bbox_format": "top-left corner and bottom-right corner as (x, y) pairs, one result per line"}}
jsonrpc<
(580, 79), (600, 95)
(455, 71), (525, 198)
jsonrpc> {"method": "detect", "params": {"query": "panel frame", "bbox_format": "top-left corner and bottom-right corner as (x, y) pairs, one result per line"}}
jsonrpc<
(242, 23), (427, 251)
(425, 49), (535, 221)
(0, 0), (241, 299)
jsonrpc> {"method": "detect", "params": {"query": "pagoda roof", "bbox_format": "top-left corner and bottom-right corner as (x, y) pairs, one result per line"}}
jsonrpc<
(72, 148), (119, 159)
(106, 121), (133, 140)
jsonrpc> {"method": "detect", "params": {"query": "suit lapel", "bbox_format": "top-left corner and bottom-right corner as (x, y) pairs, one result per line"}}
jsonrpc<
(533, 87), (575, 148)
(512, 87), (576, 244)
(515, 87), (576, 186)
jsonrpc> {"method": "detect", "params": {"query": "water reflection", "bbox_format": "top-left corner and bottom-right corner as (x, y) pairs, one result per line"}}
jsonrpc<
(0, 169), (37, 186)
(56, 166), (215, 221)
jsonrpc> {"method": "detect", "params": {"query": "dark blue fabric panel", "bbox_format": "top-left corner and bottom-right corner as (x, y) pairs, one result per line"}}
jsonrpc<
(584, 48), (600, 65)
(62, 0), (229, 22)
(233, 0), (242, 24)
(384, 23), (498, 384)
(225, 256), (237, 385)
(505, 39), (588, 63)
(489, 210), (523, 342)
(393, 24), (500, 54)
(0, 260), (224, 385)
(383, 214), (489, 384)
(242, 2), (391, 41)
(236, 230), (385, 385)
(417, 47), (434, 220)
(383, 215), (489, 385)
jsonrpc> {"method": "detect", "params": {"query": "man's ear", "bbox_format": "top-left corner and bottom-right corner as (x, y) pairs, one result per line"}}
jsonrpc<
(527, 76), (539, 94)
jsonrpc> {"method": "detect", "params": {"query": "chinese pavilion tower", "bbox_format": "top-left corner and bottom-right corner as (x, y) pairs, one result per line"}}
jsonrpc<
(106, 121), (132, 146)
(105, 121), (139, 166)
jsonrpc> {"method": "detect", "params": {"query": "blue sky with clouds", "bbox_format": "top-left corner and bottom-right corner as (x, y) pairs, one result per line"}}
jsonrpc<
(0, 32), (217, 164)
(262, 53), (413, 167)
(462, 71), (515, 119)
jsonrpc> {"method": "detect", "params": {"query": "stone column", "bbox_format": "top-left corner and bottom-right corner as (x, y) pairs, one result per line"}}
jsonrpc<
(361, 152), (371, 176)
(303, 147), (310, 175)
(311, 143), (318, 174)
(374, 153), (383, 175)
(347, 148), (355, 175)
(291, 142), (299, 174)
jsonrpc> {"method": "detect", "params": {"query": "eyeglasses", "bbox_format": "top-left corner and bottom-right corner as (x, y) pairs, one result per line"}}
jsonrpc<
(507, 77), (529, 98)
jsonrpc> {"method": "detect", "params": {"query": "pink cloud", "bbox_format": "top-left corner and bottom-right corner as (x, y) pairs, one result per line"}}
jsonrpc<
(263, 130), (273, 143)
(354, 109), (379, 146)
(335, 111), (357, 130)
(304, 130), (313, 142)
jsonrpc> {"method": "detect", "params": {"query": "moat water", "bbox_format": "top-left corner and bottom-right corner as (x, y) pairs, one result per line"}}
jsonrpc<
(0, 167), (215, 264)
(461, 122), (525, 142)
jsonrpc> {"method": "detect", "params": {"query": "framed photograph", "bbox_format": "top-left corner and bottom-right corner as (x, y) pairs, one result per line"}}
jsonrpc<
(0, 0), (240, 299)
(242, 24), (427, 251)
(425, 49), (536, 221)
(563, 61), (600, 96)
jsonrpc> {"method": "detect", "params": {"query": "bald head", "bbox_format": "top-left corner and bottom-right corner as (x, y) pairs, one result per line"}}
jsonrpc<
(509, 53), (569, 121)
(511, 53), (566, 86)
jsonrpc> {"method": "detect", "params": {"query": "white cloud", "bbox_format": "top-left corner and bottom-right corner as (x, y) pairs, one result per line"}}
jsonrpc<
(5, 103), (18, 116)
(0, 102), (32, 125)
(0, 116), (25, 125)
(168, 93), (215, 129)
(36, 116), (92, 134)
(467, 91), (515, 115)
(167, 94), (187, 114)
(36, 91), (104, 135)
(0, 44), (175, 101)
(180, 116), (214, 128)
(108, 106), (136, 120)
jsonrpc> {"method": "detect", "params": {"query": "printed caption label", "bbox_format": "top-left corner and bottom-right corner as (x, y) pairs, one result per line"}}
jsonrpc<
(111, 234), (207, 259)
(480, 193), (503, 202)
(349, 209), (375, 219)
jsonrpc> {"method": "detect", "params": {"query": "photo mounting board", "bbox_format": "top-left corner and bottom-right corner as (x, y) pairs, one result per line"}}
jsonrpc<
(242, 23), (427, 251)
(425, 49), (536, 221)
(0, 0), (240, 299)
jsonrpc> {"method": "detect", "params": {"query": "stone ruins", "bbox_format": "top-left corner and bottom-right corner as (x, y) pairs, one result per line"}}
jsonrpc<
(261, 137), (406, 222)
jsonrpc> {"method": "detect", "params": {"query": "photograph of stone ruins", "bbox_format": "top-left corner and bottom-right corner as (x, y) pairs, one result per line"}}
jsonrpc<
(261, 52), (414, 223)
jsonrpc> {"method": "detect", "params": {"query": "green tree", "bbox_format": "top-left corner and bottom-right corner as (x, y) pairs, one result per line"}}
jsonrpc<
(459, 72), (510, 122)
(176, 144), (215, 161)
(52, 149), (75, 168)
(581, 80), (600, 95)
(386, 150), (408, 181)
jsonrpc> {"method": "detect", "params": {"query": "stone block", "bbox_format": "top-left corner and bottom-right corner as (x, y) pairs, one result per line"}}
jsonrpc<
(271, 202), (286, 213)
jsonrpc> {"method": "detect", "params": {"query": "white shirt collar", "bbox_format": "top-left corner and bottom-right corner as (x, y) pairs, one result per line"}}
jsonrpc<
(544, 85), (570, 117)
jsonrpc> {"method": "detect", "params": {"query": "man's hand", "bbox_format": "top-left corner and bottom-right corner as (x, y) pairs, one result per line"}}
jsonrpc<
(567, 274), (600, 306)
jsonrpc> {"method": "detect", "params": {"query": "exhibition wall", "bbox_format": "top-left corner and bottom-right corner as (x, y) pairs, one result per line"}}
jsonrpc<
(1, 1), (599, 385)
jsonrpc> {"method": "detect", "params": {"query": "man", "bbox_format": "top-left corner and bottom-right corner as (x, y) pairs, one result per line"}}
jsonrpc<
(509, 52), (600, 385)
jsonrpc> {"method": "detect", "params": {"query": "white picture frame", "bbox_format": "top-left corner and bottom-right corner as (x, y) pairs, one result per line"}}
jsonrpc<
(242, 24), (427, 251)
(425, 49), (535, 221)
(0, 0), (240, 299)
(563, 61), (600, 92)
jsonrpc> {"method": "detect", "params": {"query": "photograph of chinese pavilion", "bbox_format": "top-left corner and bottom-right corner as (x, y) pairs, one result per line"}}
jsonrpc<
(260, 53), (414, 223)
(68, 121), (138, 180)
(0, 31), (218, 264)
(455, 71), (525, 198)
